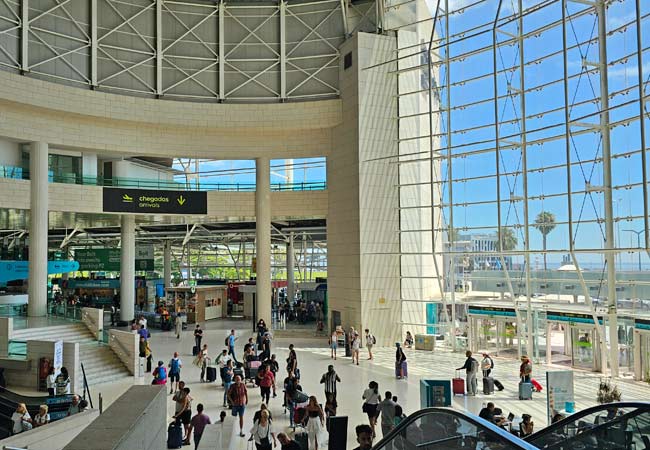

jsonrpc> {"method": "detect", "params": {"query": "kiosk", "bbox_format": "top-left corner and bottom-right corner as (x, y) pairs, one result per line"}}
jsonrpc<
(166, 285), (227, 323)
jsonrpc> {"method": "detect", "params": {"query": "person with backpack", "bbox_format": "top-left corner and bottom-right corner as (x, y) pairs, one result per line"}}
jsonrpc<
(227, 330), (239, 364)
(481, 353), (494, 377)
(152, 360), (167, 385)
(456, 351), (478, 396)
(365, 329), (376, 361)
(168, 352), (183, 394)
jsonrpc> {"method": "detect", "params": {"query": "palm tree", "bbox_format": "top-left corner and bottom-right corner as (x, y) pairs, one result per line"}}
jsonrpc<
(533, 211), (556, 270)
(497, 227), (518, 251)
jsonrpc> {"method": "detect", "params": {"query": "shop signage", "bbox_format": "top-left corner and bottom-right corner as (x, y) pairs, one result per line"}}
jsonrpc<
(467, 306), (516, 318)
(547, 311), (603, 325)
(53, 340), (63, 371)
(635, 318), (650, 331)
(0, 260), (80, 283)
(546, 371), (574, 425)
(75, 248), (154, 272)
(103, 188), (207, 215)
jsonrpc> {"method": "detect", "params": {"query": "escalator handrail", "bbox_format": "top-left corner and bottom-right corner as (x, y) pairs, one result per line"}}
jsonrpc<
(525, 401), (650, 443)
(371, 407), (540, 450)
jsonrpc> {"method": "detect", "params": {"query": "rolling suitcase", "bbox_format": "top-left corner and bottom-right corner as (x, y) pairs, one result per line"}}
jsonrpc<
(192, 345), (199, 356)
(295, 431), (309, 450)
(519, 382), (533, 400)
(206, 366), (217, 382)
(531, 378), (543, 392)
(453, 371), (465, 395)
(483, 377), (495, 395)
(494, 379), (504, 391)
(167, 421), (183, 449)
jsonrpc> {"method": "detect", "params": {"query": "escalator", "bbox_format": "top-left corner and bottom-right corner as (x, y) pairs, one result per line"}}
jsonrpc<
(0, 388), (74, 439)
(372, 407), (540, 450)
(525, 402), (650, 450)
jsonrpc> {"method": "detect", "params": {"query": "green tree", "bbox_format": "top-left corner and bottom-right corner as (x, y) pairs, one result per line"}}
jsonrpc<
(533, 210), (556, 270)
(497, 227), (518, 251)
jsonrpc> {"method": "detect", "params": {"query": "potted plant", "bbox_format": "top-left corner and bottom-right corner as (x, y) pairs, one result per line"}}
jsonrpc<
(596, 378), (622, 404)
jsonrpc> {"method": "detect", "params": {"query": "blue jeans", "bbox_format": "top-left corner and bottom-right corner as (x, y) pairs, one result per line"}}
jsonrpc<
(223, 382), (232, 405)
(228, 346), (238, 363)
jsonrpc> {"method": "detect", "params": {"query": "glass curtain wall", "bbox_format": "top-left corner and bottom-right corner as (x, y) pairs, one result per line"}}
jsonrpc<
(383, 0), (650, 372)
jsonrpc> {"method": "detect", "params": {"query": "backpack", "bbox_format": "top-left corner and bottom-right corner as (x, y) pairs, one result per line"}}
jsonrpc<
(372, 335), (377, 345)
(470, 358), (479, 373)
(225, 336), (230, 346)
(170, 358), (180, 374)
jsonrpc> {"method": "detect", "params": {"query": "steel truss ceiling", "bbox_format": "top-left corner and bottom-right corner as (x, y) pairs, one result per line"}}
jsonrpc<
(0, 0), (360, 101)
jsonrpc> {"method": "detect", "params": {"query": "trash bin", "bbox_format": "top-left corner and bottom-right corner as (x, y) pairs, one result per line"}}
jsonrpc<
(420, 380), (451, 408)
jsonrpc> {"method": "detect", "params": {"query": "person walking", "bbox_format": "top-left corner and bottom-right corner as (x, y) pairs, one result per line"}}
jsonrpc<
(330, 330), (339, 360)
(227, 329), (239, 364)
(258, 364), (275, 404)
(353, 424), (374, 450)
(249, 409), (276, 450)
(395, 343), (407, 379)
(194, 324), (203, 350)
(481, 353), (494, 378)
(286, 343), (298, 376)
(303, 395), (326, 450)
(268, 354), (279, 398)
(456, 351), (479, 396)
(278, 433), (302, 450)
(520, 355), (532, 383)
(188, 403), (211, 450)
(223, 360), (234, 407)
(173, 387), (193, 444)
(227, 375), (248, 437)
(175, 313), (183, 339)
(110, 304), (117, 326)
(362, 381), (381, 437)
(196, 344), (209, 382)
(378, 391), (396, 440)
(320, 365), (340, 407)
(168, 352), (183, 394)
(216, 349), (231, 385)
(351, 332), (361, 365)
(365, 329), (375, 360)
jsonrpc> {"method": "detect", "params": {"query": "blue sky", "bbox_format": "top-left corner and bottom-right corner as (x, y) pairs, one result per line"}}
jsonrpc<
(418, 0), (649, 268)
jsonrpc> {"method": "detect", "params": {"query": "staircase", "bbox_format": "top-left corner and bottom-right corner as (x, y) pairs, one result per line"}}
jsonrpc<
(12, 323), (132, 386)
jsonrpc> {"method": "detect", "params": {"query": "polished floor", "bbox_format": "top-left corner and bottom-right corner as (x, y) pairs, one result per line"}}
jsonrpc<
(40, 318), (650, 449)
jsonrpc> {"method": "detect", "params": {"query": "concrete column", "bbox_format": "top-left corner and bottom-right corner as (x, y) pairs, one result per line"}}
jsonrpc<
(163, 241), (171, 289)
(28, 141), (49, 317)
(81, 152), (97, 181)
(256, 157), (272, 325)
(120, 215), (135, 322)
(286, 233), (295, 303)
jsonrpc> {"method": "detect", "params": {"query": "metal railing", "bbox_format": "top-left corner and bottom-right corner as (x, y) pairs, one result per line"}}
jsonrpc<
(0, 166), (327, 192)
(48, 303), (83, 321)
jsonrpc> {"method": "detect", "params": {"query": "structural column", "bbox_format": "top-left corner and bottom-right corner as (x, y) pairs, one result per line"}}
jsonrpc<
(286, 233), (295, 303)
(255, 157), (272, 325)
(163, 241), (171, 290)
(120, 215), (135, 322)
(28, 142), (49, 317)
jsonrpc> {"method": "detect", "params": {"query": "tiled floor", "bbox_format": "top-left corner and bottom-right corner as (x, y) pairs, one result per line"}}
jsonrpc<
(17, 318), (650, 449)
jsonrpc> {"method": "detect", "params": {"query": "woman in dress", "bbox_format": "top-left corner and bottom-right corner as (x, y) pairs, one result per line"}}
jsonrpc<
(303, 395), (326, 450)
(249, 409), (276, 450)
(33, 405), (50, 427)
(362, 381), (381, 437)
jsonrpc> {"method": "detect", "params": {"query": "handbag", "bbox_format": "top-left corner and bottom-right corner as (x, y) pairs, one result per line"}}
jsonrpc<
(362, 403), (370, 414)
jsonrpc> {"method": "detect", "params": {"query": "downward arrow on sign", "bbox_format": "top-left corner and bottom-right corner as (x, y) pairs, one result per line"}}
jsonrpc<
(177, 195), (186, 206)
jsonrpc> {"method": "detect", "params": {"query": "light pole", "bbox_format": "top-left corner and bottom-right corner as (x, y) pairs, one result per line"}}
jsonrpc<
(623, 229), (644, 271)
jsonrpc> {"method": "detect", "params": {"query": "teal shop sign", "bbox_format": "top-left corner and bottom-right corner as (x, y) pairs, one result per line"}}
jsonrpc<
(0, 260), (80, 283)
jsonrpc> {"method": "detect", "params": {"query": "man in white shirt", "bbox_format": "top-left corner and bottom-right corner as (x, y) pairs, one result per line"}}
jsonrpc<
(216, 349), (232, 385)
(138, 315), (147, 329)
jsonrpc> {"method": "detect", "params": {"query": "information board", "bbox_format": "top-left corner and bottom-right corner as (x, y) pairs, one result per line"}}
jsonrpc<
(75, 248), (154, 272)
(546, 370), (574, 425)
(103, 188), (207, 214)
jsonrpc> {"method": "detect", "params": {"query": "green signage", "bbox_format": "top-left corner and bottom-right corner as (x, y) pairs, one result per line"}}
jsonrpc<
(75, 248), (154, 272)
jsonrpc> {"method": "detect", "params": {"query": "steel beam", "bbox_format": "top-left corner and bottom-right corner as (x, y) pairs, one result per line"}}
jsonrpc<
(91, 0), (97, 87)
(219, 0), (225, 100)
(280, 0), (286, 100)
(635, 0), (649, 250)
(596, 0), (619, 377)
(21, 0), (28, 73)
(156, 0), (162, 96)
